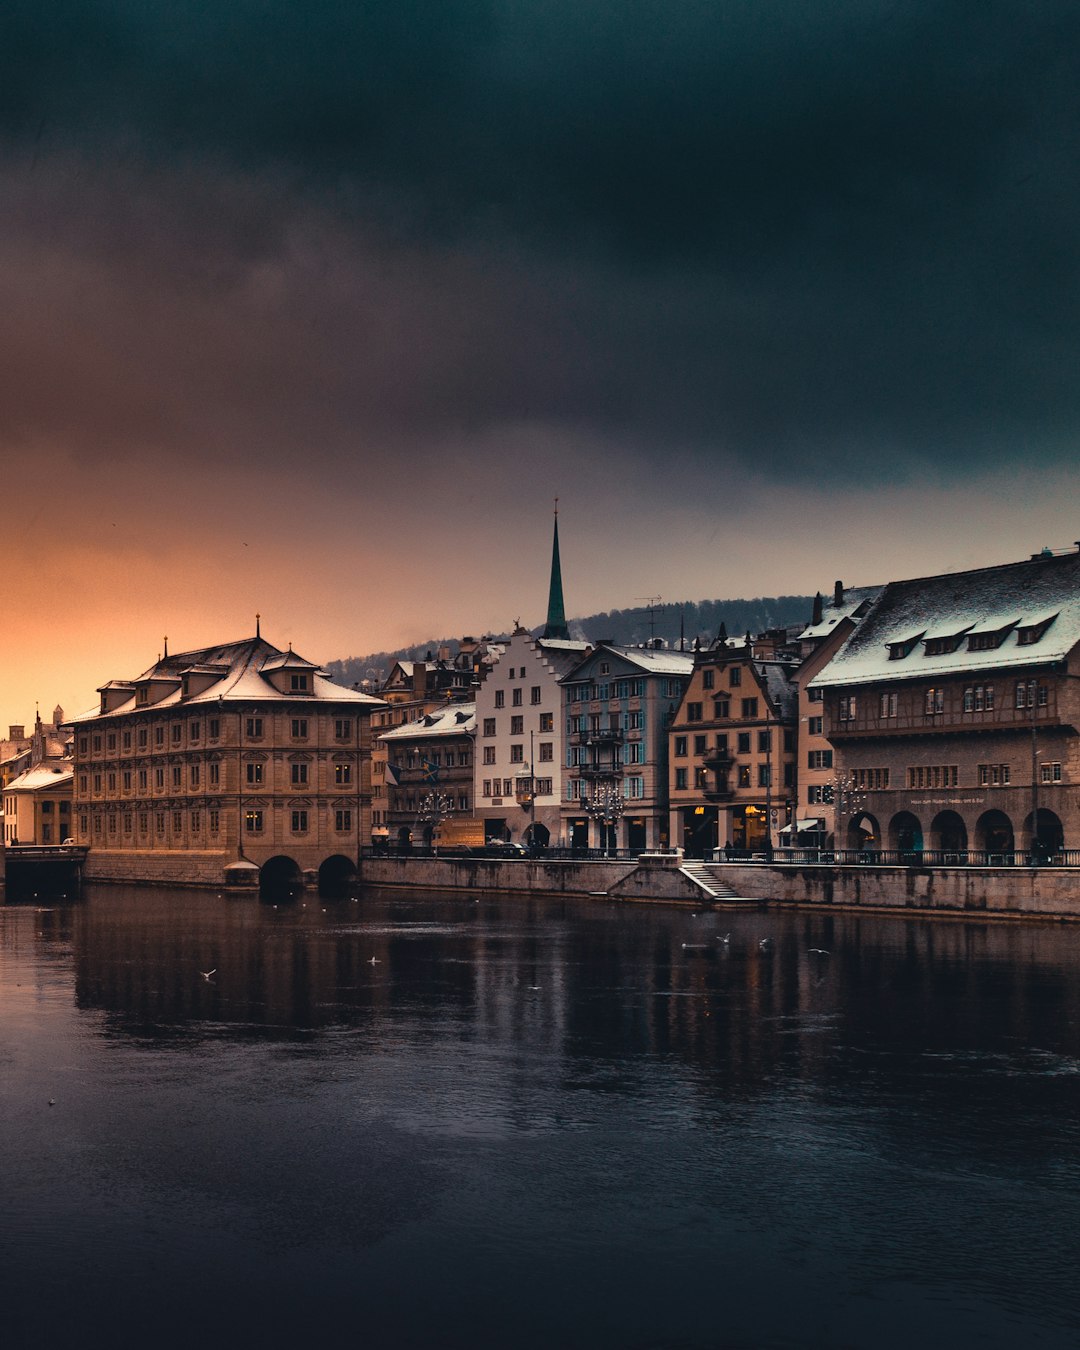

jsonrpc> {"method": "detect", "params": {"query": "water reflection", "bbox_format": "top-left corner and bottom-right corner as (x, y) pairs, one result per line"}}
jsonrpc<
(3, 885), (1080, 1349)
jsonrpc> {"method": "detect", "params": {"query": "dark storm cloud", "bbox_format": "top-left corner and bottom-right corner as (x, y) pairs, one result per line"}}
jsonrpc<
(3, 1), (1080, 477)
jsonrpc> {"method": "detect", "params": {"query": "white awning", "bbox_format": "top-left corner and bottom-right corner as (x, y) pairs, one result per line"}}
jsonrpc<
(779, 818), (825, 834)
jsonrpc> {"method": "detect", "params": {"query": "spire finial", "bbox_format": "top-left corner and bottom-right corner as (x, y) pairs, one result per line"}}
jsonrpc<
(542, 506), (570, 640)
(163, 635), (168, 658)
(256, 612), (261, 638)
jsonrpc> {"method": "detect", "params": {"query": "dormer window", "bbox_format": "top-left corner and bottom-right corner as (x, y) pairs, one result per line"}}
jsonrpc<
(923, 628), (970, 656)
(290, 673), (309, 692)
(888, 633), (924, 660)
(137, 687), (149, 705)
(1017, 614), (1058, 646)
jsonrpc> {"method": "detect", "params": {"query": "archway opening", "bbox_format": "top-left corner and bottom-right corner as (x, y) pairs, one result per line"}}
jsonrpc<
(318, 854), (357, 899)
(845, 812), (880, 851)
(396, 826), (412, 851)
(260, 854), (303, 900)
(1022, 808), (1064, 862)
(523, 822), (550, 850)
(975, 809), (1014, 858)
(889, 811), (923, 855)
(930, 810), (968, 855)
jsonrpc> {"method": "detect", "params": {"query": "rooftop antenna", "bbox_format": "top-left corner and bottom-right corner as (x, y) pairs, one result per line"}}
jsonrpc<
(637, 595), (662, 642)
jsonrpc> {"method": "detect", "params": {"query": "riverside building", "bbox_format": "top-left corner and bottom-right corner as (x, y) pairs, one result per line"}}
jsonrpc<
(67, 629), (385, 893)
(667, 634), (798, 856)
(810, 548), (1080, 858)
(561, 642), (693, 851)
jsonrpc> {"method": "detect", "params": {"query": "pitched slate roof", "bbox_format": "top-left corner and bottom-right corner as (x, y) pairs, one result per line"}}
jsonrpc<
(809, 550), (1080, 689)
(378, 703), (476, 742)
(71, 636), (385, 722)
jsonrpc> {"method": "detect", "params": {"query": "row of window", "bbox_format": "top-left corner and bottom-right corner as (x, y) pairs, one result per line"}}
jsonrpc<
(481, 713), (555, 736)
(567, 743), (644, 766)
(482, 742), (555, 766)
(480, 778), (553, 798)
(567, 678), (660, 702)
(493, 686), (542, 708)
(81, 717), (354, 757)
(673, 730), (790, 756)
(79, 759), (355, 794)
(832, 683), (1048, 721)
(907, 765), (960, 790)
(684, 697), (760, 722)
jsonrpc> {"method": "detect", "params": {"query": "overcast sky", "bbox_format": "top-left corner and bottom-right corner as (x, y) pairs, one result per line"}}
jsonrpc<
(4, 1), (1080, 721)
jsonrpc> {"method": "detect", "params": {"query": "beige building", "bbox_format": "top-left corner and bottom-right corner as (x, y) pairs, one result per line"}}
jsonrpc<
(67, 631), (385, 893)
(667, 636), (798, 856)
(473, 628), (589, 846)
(3, 763), (74, 846)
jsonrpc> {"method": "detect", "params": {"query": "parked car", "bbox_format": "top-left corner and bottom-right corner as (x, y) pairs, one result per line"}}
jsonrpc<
(484, 840), (528, 856)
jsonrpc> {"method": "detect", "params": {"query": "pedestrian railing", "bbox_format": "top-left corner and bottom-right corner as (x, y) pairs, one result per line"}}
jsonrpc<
(733, 847), (1080, 868)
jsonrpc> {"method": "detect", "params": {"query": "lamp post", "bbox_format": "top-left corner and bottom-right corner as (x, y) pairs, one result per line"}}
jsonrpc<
(1030, 678), (1040, 866)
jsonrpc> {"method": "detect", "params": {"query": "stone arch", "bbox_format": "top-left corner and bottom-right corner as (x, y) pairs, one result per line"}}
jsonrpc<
(523, 822), (550, 849)
(888, 811), (923, 854)
(260, 854), (303, 900)
(845, 811), (880, 851)
(975, 809), (1014, 857)
(1021, 808), (1064, 861)
(318, 854), (357, 899)
(396, 826), (411, 850)
(929, 810), (968, 854)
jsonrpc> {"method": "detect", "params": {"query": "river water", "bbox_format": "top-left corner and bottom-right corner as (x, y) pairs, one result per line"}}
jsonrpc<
(3, 884), (1080, 1349)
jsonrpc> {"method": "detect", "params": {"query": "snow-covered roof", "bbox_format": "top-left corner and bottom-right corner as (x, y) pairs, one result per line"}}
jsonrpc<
(70, 635), (385, 722)
(4, 763), (73, 793)
(378, 702), (476, 742)
(798, 585), (885, 640)
(809, 551), (1080, 689)
(564, 643), (694, 681)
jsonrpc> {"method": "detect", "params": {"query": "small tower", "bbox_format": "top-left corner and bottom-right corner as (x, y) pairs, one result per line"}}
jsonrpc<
(541, 501), (570, 640)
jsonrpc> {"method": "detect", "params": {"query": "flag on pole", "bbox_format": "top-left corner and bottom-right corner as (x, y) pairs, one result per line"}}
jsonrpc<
(385, 763), (401, 787)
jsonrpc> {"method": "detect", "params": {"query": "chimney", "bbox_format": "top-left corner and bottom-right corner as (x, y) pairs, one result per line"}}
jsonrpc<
(8, 724), (25, 741)
(812, 592), (824, 625)
(833, 580), (844, 606)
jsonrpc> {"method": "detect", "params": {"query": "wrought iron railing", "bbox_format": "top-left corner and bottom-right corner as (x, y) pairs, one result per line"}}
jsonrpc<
(725, 847), (1080, 868)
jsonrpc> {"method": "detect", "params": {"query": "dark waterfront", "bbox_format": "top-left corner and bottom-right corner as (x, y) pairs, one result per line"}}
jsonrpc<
(3, 886), (1080, 1349)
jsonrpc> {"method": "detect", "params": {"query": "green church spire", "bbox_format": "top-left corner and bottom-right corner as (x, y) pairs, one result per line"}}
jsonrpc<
(542, 501), (570, 640)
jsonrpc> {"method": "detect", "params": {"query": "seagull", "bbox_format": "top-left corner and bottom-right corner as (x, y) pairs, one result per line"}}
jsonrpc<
(758, 938), (775, 952)
(201, 969), (216, 980)
(717, 933), (731, 944)
(527, 985), (542, 991)
(808, 948), (831, 956)
(369, 956), (381, 965)
(682, 942), (709, 949)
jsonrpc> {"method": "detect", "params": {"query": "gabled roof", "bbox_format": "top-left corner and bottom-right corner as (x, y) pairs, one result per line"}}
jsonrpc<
(810, 550), (1080, 689)
(563, 643), (694, 682)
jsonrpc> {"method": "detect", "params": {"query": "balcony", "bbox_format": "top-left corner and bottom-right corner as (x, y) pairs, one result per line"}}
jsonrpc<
(580, 764), (622, 778)
(571, 728), (624, 745)
(703, 787), (735, 802)
(703, 753), (734, 771)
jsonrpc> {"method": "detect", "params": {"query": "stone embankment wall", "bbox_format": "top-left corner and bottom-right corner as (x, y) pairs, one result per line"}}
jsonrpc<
(717, 863), (1080, 919)
(363, 854), (1080, 919)
(362, 854), (641, 898)
(81, 850), (230, 888)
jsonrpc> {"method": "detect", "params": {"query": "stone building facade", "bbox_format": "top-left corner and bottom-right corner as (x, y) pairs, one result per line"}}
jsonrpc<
(810, 549), (1080, 858)
(67, 633), (384, 891)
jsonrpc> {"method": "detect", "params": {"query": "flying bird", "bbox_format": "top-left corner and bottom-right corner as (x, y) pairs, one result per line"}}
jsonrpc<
(201, 969), (216, 980)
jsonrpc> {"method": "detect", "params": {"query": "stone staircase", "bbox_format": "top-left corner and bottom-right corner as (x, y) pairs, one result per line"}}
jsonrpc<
(679, 860), (742, 901)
